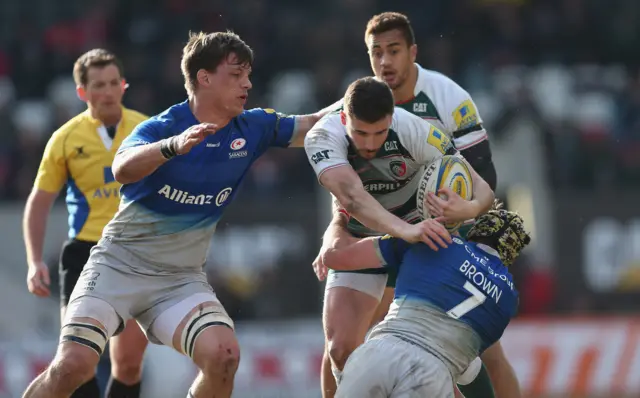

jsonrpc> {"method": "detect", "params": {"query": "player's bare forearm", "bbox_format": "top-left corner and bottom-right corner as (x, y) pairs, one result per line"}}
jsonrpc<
(338, 189), (407, 238)
(470, 173), (494, 216)
(23, 189), (57, 263)
(321, 167), (408, 238)
(323, 237), (382, 271)
(462, 156), (495, 216)
(322, 199), (355, 249)
(112, 142), (168, 184)
(290, 109), (333, 147)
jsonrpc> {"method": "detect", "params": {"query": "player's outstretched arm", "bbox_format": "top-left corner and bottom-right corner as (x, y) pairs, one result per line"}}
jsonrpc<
(113, 122), (217, 184)
(320, 165), (413, 239)
(112, 141), (168, 184)
(288, 109), (334, 147)
(322, 197), (355, 249)
(320, 165), (451, 249)
(427, 157), (495, 223)
(322, 237), (383, 271)
(462, 156), (495, 216)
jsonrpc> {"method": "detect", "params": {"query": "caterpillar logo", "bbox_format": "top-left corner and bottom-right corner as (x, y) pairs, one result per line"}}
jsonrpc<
(157, 185), (232, 206)
(363, 182), (402, 194)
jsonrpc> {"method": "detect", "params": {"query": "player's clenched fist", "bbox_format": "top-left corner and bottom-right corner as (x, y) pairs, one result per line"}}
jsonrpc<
(398, 219), (452, 251)
(160, 123), (218, 159)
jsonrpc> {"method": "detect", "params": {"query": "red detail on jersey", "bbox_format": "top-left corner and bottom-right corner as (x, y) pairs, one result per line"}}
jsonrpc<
(338, 209), (351, 219)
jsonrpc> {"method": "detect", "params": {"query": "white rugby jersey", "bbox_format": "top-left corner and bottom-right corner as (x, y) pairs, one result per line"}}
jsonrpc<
(304, 107), (456, 237)
(395, 63), (488, 151)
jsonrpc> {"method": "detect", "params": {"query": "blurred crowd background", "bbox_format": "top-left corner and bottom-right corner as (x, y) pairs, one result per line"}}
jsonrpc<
(1, 0), (639, 397)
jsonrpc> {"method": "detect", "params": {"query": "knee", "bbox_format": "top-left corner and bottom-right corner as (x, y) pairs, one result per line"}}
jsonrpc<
(197, 338), (240, 376)
(110, 337), (146, 379)
(111, 350), (144, 380)
(50, 346), (96, 386)
(327, 338), (358, 369)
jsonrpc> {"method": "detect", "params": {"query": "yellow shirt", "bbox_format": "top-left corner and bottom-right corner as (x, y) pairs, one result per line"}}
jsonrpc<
(34, 107), (148, 242)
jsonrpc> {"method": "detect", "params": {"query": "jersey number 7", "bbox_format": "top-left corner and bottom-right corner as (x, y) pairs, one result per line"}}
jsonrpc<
(446, 282), (487, 319)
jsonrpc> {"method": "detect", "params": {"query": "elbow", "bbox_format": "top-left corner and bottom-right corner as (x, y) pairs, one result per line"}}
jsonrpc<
(335, 189), (363, 216)
(112, 158), (136, 185)
(323, 248), (346, 271)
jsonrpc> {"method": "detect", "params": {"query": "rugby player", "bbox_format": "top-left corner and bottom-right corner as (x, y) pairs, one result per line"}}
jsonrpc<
(23, 49), (148, 398)
(318, 12), (518, 398)
(304, 77), (497, 396)
(22, 30), (350, 398)
(325, 204), (530, 398)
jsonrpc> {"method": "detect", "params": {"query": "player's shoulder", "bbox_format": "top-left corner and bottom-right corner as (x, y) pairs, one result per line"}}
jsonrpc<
(416, 64), (468, 95)
(237, 107), (293, 127)
(315, 111), (343, 131)
(141, 101), (195, 137)
(391, 106), (433, 136)
(304, 112), (345, 144)
(235, 108), (290, 134)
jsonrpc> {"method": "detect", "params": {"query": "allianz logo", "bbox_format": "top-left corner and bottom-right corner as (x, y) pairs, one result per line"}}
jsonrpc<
(157, 184), (232, 207)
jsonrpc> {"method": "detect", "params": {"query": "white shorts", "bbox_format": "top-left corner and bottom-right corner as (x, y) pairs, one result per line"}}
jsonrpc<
(325, 271), (387, 301)
(64, 239), (233, 348)
(337, 335), (455, 398)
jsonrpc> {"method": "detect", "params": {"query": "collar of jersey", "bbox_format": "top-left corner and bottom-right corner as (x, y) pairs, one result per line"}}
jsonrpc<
(83, 106), (126, 126)
(475, 243), (500, 259)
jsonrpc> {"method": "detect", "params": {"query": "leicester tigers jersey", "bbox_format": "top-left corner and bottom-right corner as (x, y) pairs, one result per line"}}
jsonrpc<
(304, 107), (456, 237)
(394, 63), (488, 152)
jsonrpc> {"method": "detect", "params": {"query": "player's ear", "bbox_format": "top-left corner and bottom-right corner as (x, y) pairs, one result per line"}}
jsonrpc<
(340, 111), (346, 125)
(76, 86), (87, 102)
(121, 79), (129, 92)
(409, 44), (417, 62)
(197, 69), (210, 87)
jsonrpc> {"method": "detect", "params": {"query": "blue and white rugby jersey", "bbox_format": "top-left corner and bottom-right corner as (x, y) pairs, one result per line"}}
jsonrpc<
(367, 235), (519, 377)
(102, 101), (297, 269)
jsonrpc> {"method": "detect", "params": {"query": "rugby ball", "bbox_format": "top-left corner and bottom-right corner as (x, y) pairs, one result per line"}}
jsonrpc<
(416, 155), (474, 233)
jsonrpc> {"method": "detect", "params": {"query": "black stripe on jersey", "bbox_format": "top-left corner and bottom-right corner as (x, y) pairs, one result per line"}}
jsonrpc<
(272, 114), (281, 146)
(348, 193), (419, 236)
(452, 123), (484, 139)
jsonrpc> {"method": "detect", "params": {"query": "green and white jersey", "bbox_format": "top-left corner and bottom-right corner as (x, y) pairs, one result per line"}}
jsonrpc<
(304, 107), (455, 237)
(395, 63), (488, 151)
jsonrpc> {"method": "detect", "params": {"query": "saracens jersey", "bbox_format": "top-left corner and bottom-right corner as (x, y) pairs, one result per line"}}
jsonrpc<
(304, 107), (456, 237)
(103, 101), (297, 270)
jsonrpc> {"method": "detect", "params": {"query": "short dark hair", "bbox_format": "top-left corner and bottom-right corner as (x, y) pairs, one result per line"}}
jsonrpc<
(365, 12), (415, 46)
(343, 77), (395, 123)
(73, 49), (124, 86)
(181, 31), (254, 96)
(467, 201), (531, 266)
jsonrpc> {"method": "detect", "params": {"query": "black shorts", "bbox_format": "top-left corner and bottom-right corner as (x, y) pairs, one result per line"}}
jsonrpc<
(59, 239), (97, 306)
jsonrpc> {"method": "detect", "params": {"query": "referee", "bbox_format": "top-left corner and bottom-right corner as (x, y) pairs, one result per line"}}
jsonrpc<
(23, 49), (148, 398)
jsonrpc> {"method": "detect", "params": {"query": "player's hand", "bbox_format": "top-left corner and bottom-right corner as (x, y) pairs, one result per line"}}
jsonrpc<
(399, 219), (452, 251)
(26, 260), (51, 297)
(427, 187), (480, 224)
(312, 235), (358, 281)
(312, 250), (329, 281)
(174, 123), (218, 155)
